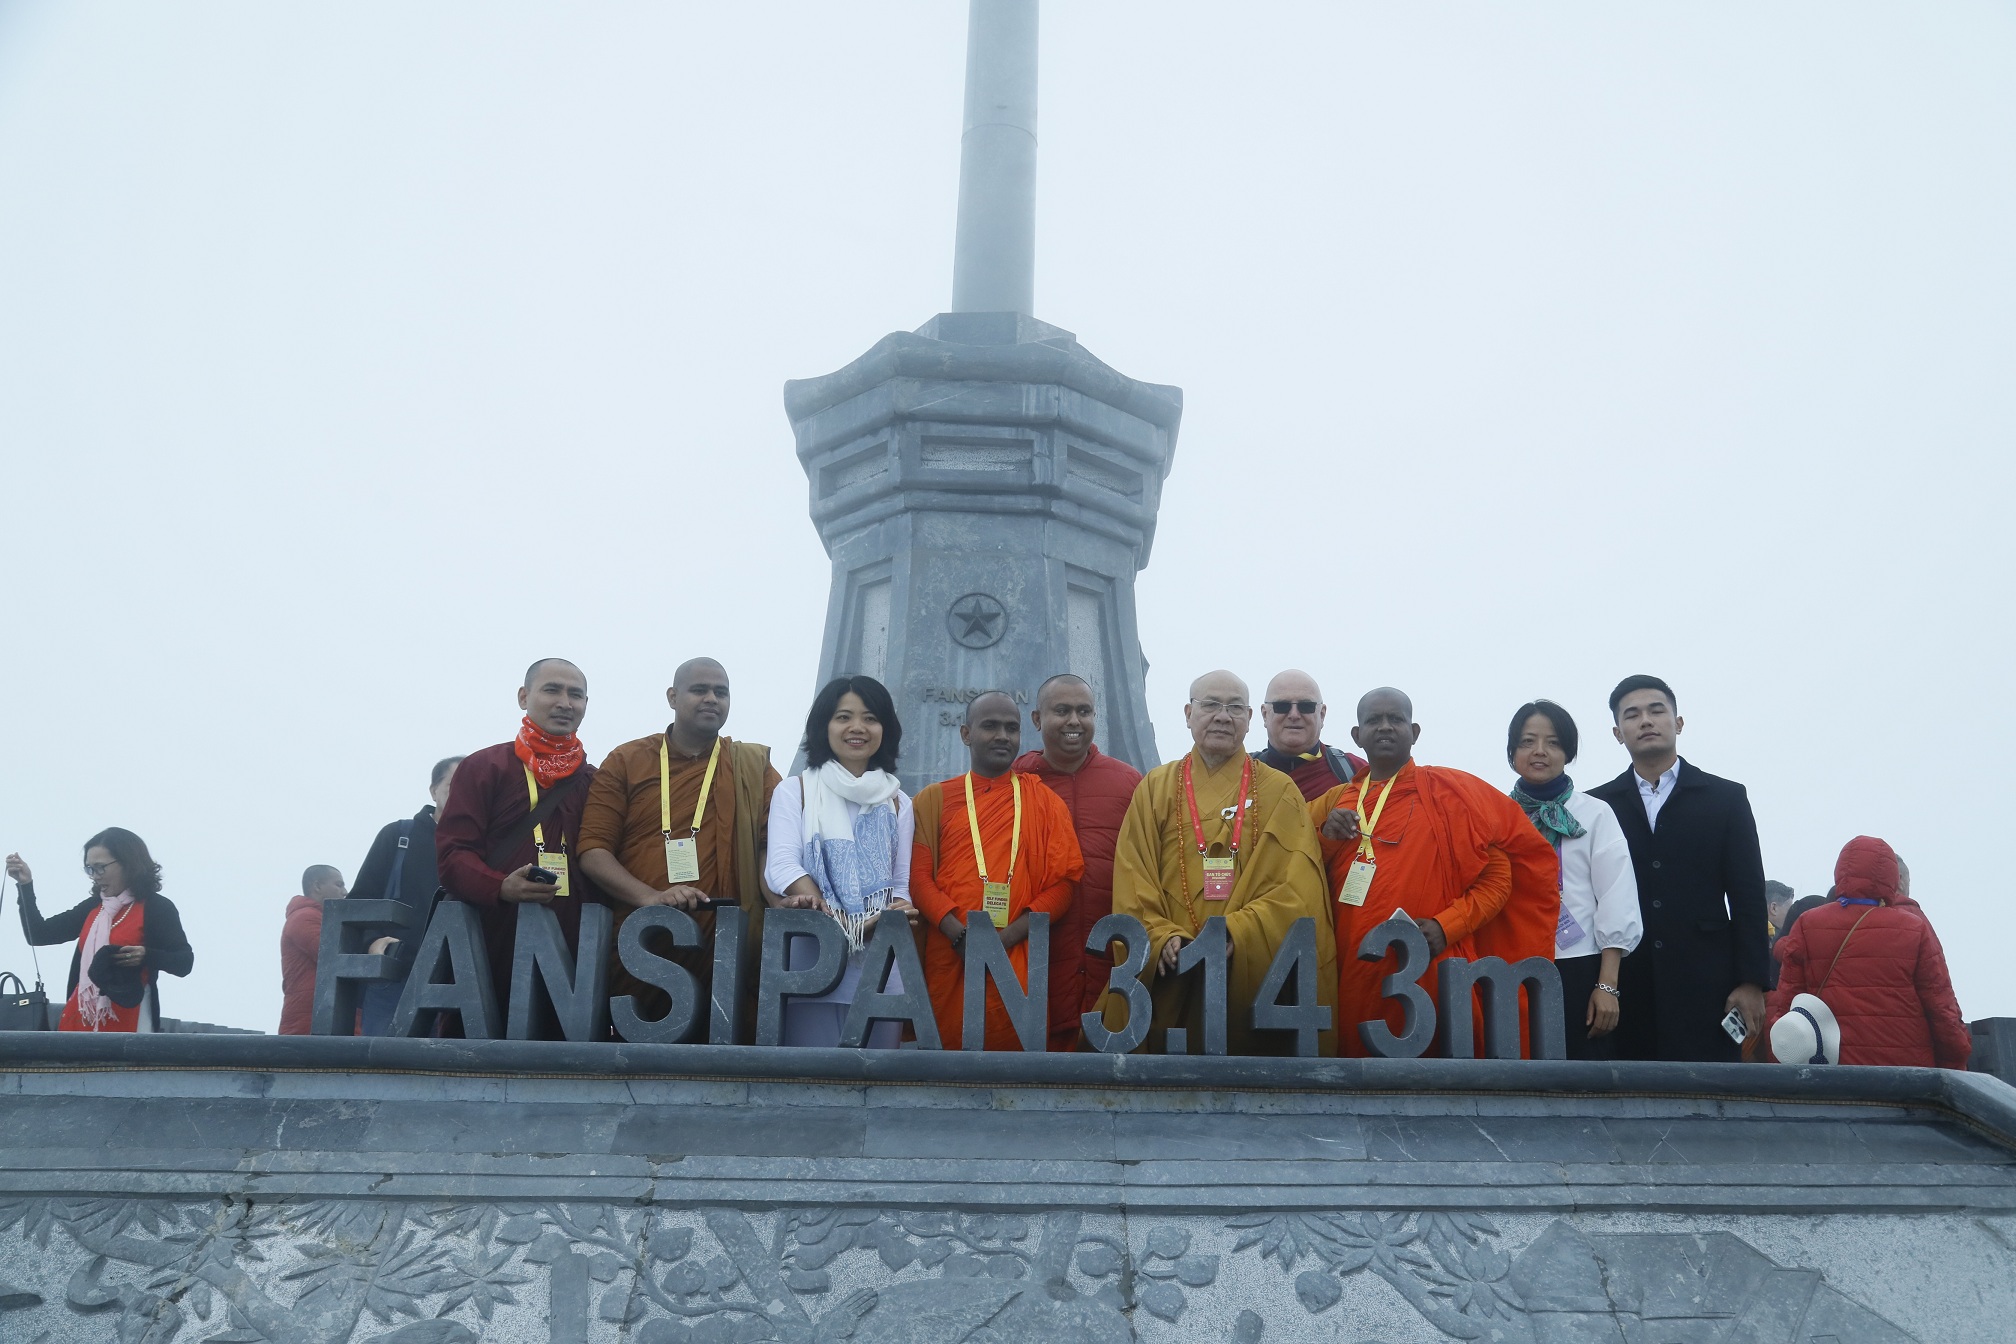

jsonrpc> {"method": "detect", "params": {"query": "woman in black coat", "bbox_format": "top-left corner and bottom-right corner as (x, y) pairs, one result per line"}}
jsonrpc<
(5, 827), (193, 1032)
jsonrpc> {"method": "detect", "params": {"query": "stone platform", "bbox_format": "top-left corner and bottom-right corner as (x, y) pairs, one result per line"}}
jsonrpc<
(0, 1036), (2012, 1343)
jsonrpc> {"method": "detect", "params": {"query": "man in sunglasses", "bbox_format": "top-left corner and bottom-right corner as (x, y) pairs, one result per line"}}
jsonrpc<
(1255, 670), (1368, 803)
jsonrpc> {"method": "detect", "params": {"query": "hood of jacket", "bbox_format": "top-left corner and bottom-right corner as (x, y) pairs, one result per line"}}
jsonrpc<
(1834, 835), (1901, 904)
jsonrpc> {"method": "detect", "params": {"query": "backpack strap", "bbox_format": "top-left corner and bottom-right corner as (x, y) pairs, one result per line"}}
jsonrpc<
(1818, 906), (1879, 992)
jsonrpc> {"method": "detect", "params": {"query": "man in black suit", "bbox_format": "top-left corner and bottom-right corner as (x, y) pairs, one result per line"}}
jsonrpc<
(1589, 675), (1767, 1062)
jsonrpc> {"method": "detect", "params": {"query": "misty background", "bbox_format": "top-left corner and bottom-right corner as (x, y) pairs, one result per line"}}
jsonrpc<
(2, 2), (2011, 1032)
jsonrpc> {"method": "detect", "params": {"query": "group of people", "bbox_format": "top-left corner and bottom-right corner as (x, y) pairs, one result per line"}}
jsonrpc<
(5, 657), (1973, 1072)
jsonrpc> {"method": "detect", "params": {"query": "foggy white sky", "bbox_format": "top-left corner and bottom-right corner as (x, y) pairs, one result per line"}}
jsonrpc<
(2, 3), (2012, 1032)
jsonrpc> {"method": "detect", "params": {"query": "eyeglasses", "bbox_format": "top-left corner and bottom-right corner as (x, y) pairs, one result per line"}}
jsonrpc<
(83, 862), (117, 877)
(1190, 699), (1252, 718)
(1267, 699), (1319, 715)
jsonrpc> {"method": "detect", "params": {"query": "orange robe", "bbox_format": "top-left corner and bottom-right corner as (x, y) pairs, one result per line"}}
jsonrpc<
(1313, 761), (1559, 1058)
(910, 771), (1084, 1051)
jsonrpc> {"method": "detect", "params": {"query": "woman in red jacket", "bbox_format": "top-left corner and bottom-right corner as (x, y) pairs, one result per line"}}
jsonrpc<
(1767, 835), (1969, 1068)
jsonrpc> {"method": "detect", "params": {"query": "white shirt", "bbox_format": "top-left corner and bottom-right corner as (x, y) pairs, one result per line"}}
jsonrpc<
(1635, 759), (1681, 831)
(764, 778), (914, 1005)
(1555, 791), (1644, 960)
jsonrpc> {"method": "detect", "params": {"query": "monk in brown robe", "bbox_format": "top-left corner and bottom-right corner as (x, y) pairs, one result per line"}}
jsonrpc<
(578, 657), (780, 1035)
(1107, 670), (1337, 1055)
(911, 691), (1084, 1051)
(1314, 687), (1559, 1057)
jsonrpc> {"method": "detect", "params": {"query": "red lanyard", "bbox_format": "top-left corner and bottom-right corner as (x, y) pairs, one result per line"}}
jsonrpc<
(1182, 754), (1252, 855)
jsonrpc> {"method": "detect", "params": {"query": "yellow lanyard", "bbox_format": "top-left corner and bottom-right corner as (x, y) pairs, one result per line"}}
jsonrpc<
(661, 736), (723, 840)
(963, 771), (1022, 885)
(523, 767), (558, 854)
(1354, 772), (1398, 862)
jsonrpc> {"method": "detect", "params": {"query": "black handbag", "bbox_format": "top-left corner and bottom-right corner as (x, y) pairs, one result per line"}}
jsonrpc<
(0, 971), (50, 1031)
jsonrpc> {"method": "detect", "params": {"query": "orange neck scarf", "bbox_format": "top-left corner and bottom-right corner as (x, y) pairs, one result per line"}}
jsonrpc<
(513, 716), (584, 788)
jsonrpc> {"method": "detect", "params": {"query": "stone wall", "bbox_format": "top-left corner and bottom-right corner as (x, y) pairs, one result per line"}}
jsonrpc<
(0, 1036), (2010, 1343)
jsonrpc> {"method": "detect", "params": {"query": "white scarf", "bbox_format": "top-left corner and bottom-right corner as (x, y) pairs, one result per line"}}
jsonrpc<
(76, 889), (135, 1029)
(802, 759), (901, 844)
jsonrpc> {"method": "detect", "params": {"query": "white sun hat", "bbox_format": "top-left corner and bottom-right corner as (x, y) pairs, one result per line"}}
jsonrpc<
(1770, 992), (1841, 1066)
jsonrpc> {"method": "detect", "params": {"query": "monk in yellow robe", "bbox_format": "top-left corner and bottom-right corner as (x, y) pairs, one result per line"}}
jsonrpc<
(1314, 687), (1560, 1057)
(911, 691), (1084, 1051)
(1106, 670), (1337, 1055)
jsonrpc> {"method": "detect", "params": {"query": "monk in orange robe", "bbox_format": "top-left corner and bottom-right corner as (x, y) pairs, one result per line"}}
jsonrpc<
(911, 691), (1085, 1051)
(1314, 687), (1559, 1057)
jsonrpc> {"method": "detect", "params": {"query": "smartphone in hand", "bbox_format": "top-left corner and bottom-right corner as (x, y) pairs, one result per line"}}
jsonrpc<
(1720, 1006), (1748, 1044)
(526, 866), (559, 886)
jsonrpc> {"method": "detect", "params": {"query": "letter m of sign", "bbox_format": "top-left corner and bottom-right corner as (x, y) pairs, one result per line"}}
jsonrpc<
(1434, 956), (1566, 1060)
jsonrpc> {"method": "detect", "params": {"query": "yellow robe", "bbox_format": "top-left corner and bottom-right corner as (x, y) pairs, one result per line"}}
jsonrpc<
(1104, 749), (1338, 1055)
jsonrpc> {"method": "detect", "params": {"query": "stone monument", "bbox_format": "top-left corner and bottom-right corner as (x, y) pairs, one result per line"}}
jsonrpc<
(785, 0), (1181, 791)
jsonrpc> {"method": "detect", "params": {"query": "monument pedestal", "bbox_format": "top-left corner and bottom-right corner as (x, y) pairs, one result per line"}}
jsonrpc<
(786, 311), (1181, 789)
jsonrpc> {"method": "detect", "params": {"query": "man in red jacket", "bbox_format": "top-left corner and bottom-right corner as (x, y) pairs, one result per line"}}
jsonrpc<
(1767, 836), (1970, 1068)
(278, 865), (346, 1035)
(1014, 674), (1143, 1049)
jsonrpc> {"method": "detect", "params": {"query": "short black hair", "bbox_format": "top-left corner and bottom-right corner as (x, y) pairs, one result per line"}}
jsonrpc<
(1505, 700), (1578, 765)
(83, 827), (161, 902)
(1608, 674), (1676, 719)
(803, 675), (902, 773)
(431, 755), (465, 790)
(301, 864), (341, 895)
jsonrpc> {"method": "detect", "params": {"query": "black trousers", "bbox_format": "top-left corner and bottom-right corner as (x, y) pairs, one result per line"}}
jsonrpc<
(1556, 952), (1618, 1062)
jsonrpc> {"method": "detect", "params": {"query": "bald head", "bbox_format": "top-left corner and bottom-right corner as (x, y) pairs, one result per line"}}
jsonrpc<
(961, 691), (1022, 776)
(523, 657), (582, 690)
(1033, 674), (1096, 771)
(1350, 687), (1418, 778)
(1261, 669), (1325, 756)
(1184, 670), (1252, 767)
(666, 658), (731, 747)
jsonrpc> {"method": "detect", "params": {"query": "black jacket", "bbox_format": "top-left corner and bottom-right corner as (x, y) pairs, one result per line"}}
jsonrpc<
(14, 883), (194, 1031)
(348, 805), (444, 975)
(1588, 759), (1768, 1063)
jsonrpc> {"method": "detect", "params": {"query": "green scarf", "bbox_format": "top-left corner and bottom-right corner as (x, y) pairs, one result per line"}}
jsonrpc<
(1510, 775), (1585, 850)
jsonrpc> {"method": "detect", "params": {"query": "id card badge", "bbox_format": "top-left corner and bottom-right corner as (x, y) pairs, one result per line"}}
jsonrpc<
(982, 881), (1013, 928)
(665, 836), (701, 885)
(1338, 859), (1376, 907)
(1201, 855), (1236, 901)
(539, 851), (571, 899)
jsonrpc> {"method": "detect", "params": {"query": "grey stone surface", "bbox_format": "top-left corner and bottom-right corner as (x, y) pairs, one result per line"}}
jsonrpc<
(783, 313), (1181, 793)
(0, 1036), (2013, 1339)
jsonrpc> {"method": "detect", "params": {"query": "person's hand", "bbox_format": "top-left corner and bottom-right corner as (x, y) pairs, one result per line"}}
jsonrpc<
(498, 865), (552, 905)
(661, 885), (711, 910)
(4, 854), (30, 885)
(1727, 982), (1765, 1040)
(1320, 809), (1360, 844)
(1000, 914), (1030, 949)
(368, 936), (401, 957)
(112, 946), (145, 967)
(1158, 934), (1185, 977)
(937, 913), (967, 950)
(778, 890), (833, 915)
(1416, 918), (1447, 957)
(864, 899), (919, 939)
(1587, 984), (1619, 1038)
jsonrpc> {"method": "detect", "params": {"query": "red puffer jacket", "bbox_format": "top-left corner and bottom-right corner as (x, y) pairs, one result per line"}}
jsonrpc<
(1766, 836), (1970, 1068)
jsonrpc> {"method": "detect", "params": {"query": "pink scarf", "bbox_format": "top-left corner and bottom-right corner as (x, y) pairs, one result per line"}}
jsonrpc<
(76, 890), (135, 1029)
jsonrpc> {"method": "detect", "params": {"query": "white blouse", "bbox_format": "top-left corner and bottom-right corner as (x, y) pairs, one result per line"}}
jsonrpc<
(1553, 791), (1644, 960)
(763, 778), (914, 1005)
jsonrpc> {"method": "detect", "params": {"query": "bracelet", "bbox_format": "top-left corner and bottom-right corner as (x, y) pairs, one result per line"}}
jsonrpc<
(1594, 983), (1620, 998)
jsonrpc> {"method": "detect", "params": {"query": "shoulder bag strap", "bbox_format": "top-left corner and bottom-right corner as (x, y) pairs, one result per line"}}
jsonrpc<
(484, 770), (586, 873)
(1818, 906), (1879, 993)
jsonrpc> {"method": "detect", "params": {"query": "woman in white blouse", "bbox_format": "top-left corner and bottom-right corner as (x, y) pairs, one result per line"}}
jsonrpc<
(1506, 700), (1643, 1060)
(764, 675), (917, 1048)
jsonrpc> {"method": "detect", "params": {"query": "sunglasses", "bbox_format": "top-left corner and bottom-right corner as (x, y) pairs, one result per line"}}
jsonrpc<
(1267, 700), (1319, 715)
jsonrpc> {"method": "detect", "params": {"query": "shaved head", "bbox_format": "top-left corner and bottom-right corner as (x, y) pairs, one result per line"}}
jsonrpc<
(1355, 686), (1413, 723)
(1037, 672), (1089, 702)
(1264, 669), (1321, 702)
(674, 657), (726, 690)
(524, 657), (582, 690)
(966, 690), (1018, 724)
(1189, 669), (1249, 703)
(1033, 675), (1096, 771)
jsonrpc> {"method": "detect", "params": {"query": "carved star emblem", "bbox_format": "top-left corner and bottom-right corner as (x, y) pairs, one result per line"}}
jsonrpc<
(947, 593), (1007, 648)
